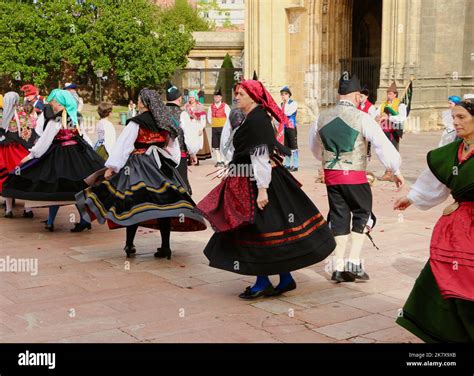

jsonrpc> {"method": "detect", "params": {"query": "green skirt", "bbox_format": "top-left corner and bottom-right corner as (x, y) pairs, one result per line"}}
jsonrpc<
(396, 262), (474, 343)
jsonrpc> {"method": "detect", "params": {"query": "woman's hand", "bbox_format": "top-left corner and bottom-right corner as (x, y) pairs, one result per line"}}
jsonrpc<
(257, 188), (269, 210)
(104, 168), (115, 180)
(189, 155), (198, 165)
(394, 196), (412, 211)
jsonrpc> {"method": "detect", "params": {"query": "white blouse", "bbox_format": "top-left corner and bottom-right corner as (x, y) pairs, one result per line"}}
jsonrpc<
(29, 119), (62, 159)
(407, 167), (451, 210)
(95, 118), (117, 154)
(105, 121), (181, 173)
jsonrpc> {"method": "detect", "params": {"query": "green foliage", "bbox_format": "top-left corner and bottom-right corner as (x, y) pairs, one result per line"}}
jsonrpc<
(0, 0), (207, 93)
(161, 0), (213, 32)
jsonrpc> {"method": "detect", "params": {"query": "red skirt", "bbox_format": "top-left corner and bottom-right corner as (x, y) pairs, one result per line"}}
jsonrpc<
(430, 202), (474, 301)
(0, 143), (28, 194)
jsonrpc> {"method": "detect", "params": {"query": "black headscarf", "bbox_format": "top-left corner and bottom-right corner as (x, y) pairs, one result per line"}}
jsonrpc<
(128, 88), (177, 138)
(457, 99), (474, 116)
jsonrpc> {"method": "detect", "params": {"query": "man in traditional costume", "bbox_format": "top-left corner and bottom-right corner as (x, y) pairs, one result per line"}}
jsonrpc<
(207, 88), (230, 168)
(309, 73), (405, 283)
(280, 86), (299, 172)
(376, 81), (407, 181)
(165, 81), (197, 195)
(357, 86), (377, 119)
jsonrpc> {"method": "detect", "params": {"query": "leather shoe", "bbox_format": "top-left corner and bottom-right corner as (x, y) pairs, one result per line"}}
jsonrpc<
(238, 284), (274, 300)
(4, 211), (13, 218)
(22, 210), (34, 218)
(154, 247), (172, 260)
(331, 271), (355, 283)
(124, 245), (136, 258)
(70, 222), (92, 232)
(346, 261), (370, 280)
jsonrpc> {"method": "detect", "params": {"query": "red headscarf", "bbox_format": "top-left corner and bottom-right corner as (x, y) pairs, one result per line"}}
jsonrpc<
(20, 84), (39, 97)
(239, 79), (288, 144)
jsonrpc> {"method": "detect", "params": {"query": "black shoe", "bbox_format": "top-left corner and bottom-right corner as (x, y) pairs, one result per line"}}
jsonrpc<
(238, 284), (274, 300)
(22, 210), (34, 218)
(214, 162), (220, 167)
(267, 280), (297, 297)
(290, 167), (299, 172)
(124, 245), (136, 258)
(284, 165), (291, 170)
(45, 223), (54, 232)
(346, 261), (370, 281)
(4, 211), (13, 218)
(70, 222), (92, 233)
(331, 271), (355, 283)
(154, 247), (172, 260)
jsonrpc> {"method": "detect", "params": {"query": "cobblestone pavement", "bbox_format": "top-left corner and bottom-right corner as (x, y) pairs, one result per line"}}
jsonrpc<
(0, 125), (446, 343)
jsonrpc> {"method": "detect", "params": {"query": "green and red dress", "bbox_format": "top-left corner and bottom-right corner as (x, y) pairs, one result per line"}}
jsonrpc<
(397, 139), (474, 342)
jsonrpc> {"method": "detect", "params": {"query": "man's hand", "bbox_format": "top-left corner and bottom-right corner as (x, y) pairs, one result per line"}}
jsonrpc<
(104, 168), (115, 180)
(393, 173), (405, 190)
(256, 188), (269, 210)
(394, 196), (412, 211)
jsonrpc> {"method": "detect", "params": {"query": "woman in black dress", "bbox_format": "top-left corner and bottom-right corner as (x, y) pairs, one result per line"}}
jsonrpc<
(76, 89), (206, 258)
(197, 79), (336, 299)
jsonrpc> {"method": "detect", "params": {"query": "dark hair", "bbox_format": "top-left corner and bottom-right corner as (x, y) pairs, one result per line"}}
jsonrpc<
(97, 102), (113, 118)
(22, 102), (34, 114)
(456, 99), (474, 116)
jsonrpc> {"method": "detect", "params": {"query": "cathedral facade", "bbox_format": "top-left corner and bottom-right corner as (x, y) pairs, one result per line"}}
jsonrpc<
(244, 0), (473, 129)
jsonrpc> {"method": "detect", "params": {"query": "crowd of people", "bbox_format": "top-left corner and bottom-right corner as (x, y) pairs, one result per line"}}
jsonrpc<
(0, 74), (473, 343)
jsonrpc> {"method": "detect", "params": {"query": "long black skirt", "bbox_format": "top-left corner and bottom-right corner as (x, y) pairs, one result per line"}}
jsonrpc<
(202, 166), (336, 276)
(76, 153), (206, 232)
(2, 137), (104, 201)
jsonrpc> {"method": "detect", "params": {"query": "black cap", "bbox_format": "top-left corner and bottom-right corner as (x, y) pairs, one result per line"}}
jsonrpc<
(252, 70), (258, 80)
(166, 80), (182, 102)
(338, 72), (362, 95)
(360, 85), (369, 96)
(213, 88), (222, 96)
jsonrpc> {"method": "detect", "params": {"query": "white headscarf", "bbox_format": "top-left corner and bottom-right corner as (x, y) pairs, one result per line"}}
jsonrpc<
(1, 92), (20, 130)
